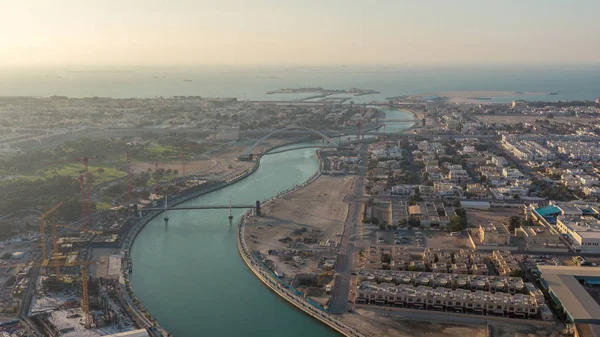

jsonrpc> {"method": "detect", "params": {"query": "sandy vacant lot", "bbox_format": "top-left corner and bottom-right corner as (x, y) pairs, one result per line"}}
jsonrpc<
(131, 141), (284, 181)
(467, 208), (523, 227)
(341, 309), (487, 337)
(245, 175), (354, 275)
(425, 232), (470, 250)
(476, 115), (599, 126)
(342, 308), (564, 337)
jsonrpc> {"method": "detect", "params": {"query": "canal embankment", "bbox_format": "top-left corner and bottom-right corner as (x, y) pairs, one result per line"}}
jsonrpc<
(116, 138), (325, 334)
(236, 151), (365, 337)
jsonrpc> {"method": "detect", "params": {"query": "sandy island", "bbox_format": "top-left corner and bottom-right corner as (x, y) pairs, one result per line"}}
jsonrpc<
(417, 91), (555, 104)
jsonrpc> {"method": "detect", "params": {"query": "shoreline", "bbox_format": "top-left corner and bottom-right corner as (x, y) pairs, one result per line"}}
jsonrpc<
(117, 137), (330, 334)
(117, 161), (262, 335)
(235, 151), (364, 337)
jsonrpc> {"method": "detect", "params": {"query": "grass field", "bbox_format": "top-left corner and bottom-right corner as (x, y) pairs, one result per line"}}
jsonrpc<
(147, 144), (177, 155)
(20, 163), (126, 186)
(145, 174), (179, 186)
(95, 201), (113, 209)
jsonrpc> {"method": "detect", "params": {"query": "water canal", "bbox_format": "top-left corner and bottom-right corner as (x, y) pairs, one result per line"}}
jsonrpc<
(130, 109), (414, 336)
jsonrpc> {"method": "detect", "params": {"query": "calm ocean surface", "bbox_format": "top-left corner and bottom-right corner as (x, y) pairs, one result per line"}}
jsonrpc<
(1, 65), (598, 102)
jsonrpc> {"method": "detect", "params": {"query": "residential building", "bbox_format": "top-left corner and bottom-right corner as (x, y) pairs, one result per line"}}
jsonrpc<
(466, 183), (488, 199)
(356, 282), (549, 320)
(479, 223), (511, 246)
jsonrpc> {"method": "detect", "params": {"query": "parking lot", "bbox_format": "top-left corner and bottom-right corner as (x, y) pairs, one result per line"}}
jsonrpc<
(361, 225), (469, 250)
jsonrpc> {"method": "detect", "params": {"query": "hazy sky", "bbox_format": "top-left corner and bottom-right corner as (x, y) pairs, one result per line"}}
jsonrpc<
(2, 0), (599, 67)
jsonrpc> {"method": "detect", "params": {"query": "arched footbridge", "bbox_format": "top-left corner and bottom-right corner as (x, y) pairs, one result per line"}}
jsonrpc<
(240, 126), (340, 158)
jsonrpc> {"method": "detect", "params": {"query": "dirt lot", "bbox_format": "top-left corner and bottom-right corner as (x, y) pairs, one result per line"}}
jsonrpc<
(245, 175), (354, 277)
(467, 208), (523, 227)
(491, 323), (565, 337)
(342, 308), (564, 337)
(341, 309), (488, 337)
(476, 114), (598, 126)
(425, 231), (470, 249)
(131, 141), (283, 181)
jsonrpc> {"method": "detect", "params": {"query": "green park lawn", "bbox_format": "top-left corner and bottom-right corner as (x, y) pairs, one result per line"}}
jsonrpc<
(19, 163), (126, 186)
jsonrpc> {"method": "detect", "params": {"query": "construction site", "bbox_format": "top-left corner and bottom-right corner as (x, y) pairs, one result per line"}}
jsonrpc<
(0, 133), (313, 337)
(0, 196), (149, 337)
(0, 152), (175, 337)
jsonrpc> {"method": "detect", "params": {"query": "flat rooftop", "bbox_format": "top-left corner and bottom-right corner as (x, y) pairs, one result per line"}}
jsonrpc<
(105, 330), (149, 337)
(560, 217), (600, 239)
(538, 265), (600, 323)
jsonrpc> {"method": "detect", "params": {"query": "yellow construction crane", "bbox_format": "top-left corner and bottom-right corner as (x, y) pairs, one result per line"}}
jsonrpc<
(51, 215), (59, 256)
(42, 259), (97, 327)
(50, 215), (61, 275)
(39, 202), (64, 262)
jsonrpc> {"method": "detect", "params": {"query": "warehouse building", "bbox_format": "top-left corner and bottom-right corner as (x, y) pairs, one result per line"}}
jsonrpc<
(537, 265), (600, 324)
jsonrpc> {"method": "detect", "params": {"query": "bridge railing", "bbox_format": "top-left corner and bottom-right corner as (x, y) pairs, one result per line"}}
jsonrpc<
(242, 126), (339, 156)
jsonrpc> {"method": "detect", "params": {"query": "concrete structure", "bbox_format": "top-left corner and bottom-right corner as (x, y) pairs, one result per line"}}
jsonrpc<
(358, 270), (527, 294)
(390, 184), (416, 197)
(493, 250), (521, 276)
(460, 200), (490, 209)
(512, 100), (527, 108)
(356, 281), (550, 320)
(556, 217), (600, 253)
(503, 139), (555, 162)
(447, 169), (470, 185)
(392, 201), (457, 228)
(105, 330), (151, 337)
(478, 223), (511, 246)
(538, 265), (600, 324)
(519, 226), (564, 251)
(465, 184), (489, 200)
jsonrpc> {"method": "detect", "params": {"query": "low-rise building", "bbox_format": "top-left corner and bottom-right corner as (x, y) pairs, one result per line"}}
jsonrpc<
(556, 217), (600, 253)
(466, 183), (489, 199)
(493, 250), (521, 276)
(478, 223), (511, 246)
(519, 226), (563, 250)
(538, 265), (600, 324)
(356, 281), (548, 320)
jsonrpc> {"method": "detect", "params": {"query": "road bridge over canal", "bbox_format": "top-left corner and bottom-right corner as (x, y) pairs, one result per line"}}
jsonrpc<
(140, 204), (256, 211)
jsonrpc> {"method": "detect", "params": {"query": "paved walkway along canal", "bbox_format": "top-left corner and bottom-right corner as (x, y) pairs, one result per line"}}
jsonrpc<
(130, 110), (414, 337)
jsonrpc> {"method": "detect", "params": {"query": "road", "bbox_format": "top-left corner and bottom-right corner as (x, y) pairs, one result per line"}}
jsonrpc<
(329, 142), (368, 314)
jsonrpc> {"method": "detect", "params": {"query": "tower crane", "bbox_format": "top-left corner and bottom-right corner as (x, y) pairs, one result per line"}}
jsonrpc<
(39, 202), (64, 262)
(180, 146), (186, 188)
(50, 215), (63, 275)
(76, 156), (98, 175)
(126, 151), (133, 207)
(75, 173), (89, 231)
(76, 156), (98, 229)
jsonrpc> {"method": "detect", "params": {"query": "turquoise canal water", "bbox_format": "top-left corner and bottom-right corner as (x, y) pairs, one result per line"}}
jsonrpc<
(130, 110), (413, 337)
